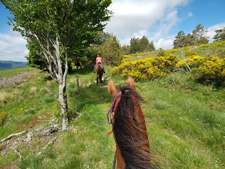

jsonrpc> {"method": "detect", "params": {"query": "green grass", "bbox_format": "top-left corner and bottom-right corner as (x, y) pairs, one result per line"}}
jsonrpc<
(0, 151), (18, 167)
(139, 72), (225, 168)
(0, 67), (30, 79)
(0, 66), (225, 168)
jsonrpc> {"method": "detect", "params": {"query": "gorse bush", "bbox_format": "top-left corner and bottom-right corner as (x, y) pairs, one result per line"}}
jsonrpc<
(197, 44), (210, 50)
(197, 40), (225, 50)
(121, 55), (134, 63)
(176, 55), (206, 71)
(112, 54), (179, 80)
(113, 40), (225, 83)
(184, 50), (198, 56)
(176, 55), (225, 82)
(192, 56), (225, 82)
(156, 48), (168, 57)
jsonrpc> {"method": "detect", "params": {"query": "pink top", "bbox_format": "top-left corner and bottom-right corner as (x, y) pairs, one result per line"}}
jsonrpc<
(96, 57), (102, 63)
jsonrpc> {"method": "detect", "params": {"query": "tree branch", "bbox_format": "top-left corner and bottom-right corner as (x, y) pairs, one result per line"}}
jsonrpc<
(1, 130), (27, 143)
(33, 33), (58, 68)
(37, 136), (57, 156)
(10, 146), (22, 160)
(181, 50), (191, 73)
(45, 87), (59, 100)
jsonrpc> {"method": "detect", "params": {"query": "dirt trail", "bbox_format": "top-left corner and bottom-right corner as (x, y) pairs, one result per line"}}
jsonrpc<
(0, 70), (40, 88)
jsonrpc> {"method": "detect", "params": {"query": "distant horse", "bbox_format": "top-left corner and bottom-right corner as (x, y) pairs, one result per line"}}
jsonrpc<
(95, 63), (104, 85)
(107, 77), (157, 169)
(75, 60), (81, 70)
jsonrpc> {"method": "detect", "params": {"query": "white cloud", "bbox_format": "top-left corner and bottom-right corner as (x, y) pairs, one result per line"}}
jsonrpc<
(155, 36), (175, 50)
(0, 29), (27, 62)
(105, 0), (189, 48)
(188, 12), (193, 17)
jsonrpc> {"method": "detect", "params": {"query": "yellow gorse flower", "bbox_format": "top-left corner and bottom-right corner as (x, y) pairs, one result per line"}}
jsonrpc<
(112, 54), (179, 80)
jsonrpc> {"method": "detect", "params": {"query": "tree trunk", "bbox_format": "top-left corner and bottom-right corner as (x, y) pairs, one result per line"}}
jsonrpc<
(35, 34), (69, 131)
(76, 77), (79, 93)
(58, 82), (68, 131)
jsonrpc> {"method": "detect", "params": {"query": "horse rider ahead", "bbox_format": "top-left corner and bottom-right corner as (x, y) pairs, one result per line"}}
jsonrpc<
(94, 54), (105, 73)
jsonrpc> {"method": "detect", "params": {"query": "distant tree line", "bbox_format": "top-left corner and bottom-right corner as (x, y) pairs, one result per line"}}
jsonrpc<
(127, 36), (155, 54)
(173, 23), (225, 48)
(27, 23), (225, 69)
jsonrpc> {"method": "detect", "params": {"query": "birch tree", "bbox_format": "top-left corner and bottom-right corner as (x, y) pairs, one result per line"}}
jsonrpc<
(1, 0), (112, 130)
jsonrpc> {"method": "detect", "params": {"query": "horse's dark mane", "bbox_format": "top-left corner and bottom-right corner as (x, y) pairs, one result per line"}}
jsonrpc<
(98, 64), (101, 71)
(97, 64), (104, 75)
(113, 86), (157, 169)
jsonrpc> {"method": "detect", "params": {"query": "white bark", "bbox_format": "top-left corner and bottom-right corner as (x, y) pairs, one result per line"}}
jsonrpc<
(10, 147), (22, 160)
(59, 83), (68, 131)
(45, 87), (58, 100)
(1, 130), (27, 143)
(181, 50), (191, 73)
(37, 136), (57, 156)
(34, 32), (69, 131)
(54, 35), (69, 131)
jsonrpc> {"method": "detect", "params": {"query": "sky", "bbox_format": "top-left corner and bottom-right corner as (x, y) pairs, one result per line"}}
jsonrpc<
(0, 0), (225, 62)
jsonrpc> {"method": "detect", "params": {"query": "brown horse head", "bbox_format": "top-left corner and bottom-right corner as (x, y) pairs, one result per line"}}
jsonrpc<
(108, 78), (157, 169)
(95, 64), (104, 84)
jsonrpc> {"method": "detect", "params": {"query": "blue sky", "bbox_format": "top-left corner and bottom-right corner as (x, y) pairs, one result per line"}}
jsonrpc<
(176, 0), (225, 33)
(0, 0), (225, 62)
(0, 4), (11, 33)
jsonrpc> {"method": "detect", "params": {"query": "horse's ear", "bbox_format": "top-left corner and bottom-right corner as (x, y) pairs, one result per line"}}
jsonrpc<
(127, 77), (136, 90)
(108, 79), (118, 98)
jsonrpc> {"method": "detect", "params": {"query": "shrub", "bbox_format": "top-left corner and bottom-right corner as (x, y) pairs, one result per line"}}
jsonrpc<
(184, 50), (198, 56)
(176, 55), (206, 71)
(156, 49), (168, 57)
(211, 40), (225, 48)
(197, 44), (210, 50)
(121, 55), (134, 63)
(192, 56), (225, 82)
(112, 54), (179, 80)
(167, 49), (178, 54)
(177, 55), (225, 82)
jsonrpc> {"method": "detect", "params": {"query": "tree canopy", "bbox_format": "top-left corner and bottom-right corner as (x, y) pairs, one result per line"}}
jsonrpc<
(99, 35), (122, 66)
(130, 36), (155, 54)
(213, 27), (225, 42)
(192, 24), (208, 45)
(173, 24), (208, 48)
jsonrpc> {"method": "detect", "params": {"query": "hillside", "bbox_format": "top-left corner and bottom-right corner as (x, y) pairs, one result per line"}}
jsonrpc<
(0, 61), (28, 70)
(0, 41), (225, 168)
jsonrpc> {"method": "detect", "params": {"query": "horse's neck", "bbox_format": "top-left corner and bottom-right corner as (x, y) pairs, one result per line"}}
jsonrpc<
(116, 144), (126, 169)
(115, 100), (151, 169)
(135, 103), (150, 145)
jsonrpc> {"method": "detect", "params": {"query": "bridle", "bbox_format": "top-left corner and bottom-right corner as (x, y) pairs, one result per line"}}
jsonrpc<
(107, 91), (121, 135)
(107, 91), (121, 169)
